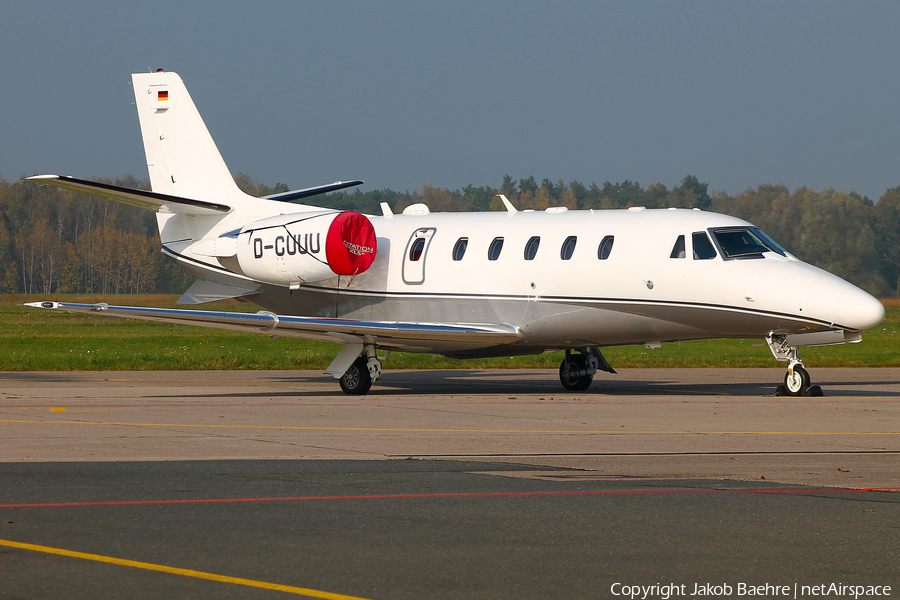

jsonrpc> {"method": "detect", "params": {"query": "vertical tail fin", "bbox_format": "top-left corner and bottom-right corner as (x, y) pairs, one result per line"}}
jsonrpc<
(132, 70), (246, 203)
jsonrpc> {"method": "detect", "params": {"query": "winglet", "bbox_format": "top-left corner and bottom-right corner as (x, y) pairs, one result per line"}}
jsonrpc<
(496, 194), (517, 215)
(24, 301), (56, 309)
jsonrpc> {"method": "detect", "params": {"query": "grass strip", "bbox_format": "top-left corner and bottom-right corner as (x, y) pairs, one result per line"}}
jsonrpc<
(2, 295), (897, 371)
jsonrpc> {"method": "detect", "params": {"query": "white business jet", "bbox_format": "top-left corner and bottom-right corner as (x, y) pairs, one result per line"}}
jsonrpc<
(26, 70), (885, 396)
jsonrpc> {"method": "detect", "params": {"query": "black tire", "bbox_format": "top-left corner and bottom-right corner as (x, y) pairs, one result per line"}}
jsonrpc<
(559, 355), (593, 391)
(783, 364), (810, 396)
(339, 356), (373, 395)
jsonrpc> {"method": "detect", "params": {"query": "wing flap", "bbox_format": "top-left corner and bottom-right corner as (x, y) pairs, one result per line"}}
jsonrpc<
(26, 175), (231, 215)
(25, 302), (522, 351)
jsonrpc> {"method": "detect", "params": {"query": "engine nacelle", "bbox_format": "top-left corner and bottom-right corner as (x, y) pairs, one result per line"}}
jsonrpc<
(235, 210), (377, 285)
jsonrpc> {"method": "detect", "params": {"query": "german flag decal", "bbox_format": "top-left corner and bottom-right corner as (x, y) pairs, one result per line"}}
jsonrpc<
(158, 91), (168, 101)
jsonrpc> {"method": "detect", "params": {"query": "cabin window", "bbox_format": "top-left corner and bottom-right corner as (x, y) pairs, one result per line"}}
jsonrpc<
(560, 236), (577, 260)
(670, 235), (686, 259)
(524, 236), (541, 260)
(488, 237), (504, 261)
(692, 232), (717, 260)
(598, 235), (614, 260)
(408, 237), (426, 261)
(452, 237), (468, 261)
(711, 227), (786, 259)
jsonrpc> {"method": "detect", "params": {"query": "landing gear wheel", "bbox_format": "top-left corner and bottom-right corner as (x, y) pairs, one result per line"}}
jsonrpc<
(783, 364), (810, 396)
(559, 355), (593, 391)
(340, 356), (373, 395)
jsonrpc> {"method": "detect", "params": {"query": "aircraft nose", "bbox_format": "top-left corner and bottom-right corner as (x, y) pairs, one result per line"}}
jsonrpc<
(836, 287), (885, 331)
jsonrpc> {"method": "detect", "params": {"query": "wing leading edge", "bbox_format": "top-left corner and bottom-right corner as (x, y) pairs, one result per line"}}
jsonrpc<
(24, 302), (522, 353)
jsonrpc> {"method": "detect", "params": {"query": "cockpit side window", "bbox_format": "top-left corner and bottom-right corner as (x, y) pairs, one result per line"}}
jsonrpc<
(692, 232), (717, 260)
(670, 235), (686, 259)
(711, 227), (784, 259)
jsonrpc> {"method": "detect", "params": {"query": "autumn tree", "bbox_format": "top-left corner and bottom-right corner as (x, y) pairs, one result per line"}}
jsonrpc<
(668, 175), (711, 209)
(794, 189), (887, 295)
(872, 186), (900, 293)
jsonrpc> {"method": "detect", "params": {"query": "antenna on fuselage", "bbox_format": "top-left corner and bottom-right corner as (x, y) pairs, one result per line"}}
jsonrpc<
(496, 194), (517, 215)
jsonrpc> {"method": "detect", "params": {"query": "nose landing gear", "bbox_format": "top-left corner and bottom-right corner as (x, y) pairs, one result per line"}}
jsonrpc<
(783, 360), (810, 395)
(767, 334), (823, 397)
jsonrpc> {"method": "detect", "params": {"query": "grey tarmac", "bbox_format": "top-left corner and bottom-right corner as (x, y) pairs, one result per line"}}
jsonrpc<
(1, 368), (898, 598)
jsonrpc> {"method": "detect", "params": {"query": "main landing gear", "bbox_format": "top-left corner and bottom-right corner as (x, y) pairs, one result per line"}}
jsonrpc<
(336, 343), (384, 395)
(767, 334), (823, 397)
(559, 347), (616, 391)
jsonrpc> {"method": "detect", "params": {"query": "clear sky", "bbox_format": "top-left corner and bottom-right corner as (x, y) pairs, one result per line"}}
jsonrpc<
(2, 1), (898, 200)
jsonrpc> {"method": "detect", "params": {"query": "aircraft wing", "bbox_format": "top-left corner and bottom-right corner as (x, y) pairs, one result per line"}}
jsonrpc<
(25, 302), (522, 352)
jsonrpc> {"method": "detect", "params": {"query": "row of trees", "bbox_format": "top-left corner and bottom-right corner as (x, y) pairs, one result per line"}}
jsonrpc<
(1, 173), (898, 297)
(0, 175), (192, 295)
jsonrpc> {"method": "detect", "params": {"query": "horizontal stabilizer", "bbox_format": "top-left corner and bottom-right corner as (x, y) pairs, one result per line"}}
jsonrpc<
(177, 279), (261, 305)
(25, 302), (522, 352)
(263, 180), (364, 203)
(26, 175), (231, 215)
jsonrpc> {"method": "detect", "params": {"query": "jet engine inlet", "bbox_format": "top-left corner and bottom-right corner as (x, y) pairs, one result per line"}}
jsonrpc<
(234, 210), (377, 285)
(325, 210), (377, 276)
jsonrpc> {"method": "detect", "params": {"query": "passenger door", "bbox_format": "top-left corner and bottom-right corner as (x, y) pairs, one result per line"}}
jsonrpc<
(402, 228), (436, 285)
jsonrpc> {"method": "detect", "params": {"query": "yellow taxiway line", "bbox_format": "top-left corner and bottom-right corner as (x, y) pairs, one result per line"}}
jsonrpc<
(0, 418), (898, 436)
(0, 538), (373, 600)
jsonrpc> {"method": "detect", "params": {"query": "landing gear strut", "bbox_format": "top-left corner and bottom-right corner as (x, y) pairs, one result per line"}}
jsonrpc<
(338, 343), (383, 395)
(767, 334), (822, 397)
(559, 347), (616, 391)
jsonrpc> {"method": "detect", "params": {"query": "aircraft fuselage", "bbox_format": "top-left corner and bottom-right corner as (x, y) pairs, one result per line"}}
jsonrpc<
(164, 205), (883, 358)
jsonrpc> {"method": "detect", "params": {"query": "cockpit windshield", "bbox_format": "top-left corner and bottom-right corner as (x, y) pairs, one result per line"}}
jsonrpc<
(752, 228), (788, 256)
(711, 227), (786, 259)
